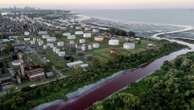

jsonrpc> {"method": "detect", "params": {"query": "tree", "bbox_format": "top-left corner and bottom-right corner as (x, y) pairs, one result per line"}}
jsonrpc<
(128, 31), (136, 37)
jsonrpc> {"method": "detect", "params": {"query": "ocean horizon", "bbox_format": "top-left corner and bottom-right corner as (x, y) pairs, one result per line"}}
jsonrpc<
(75, 9), (194, 27)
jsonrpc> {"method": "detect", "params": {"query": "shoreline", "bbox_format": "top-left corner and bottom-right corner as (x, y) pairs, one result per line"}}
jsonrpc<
(78, 14), (193, 31)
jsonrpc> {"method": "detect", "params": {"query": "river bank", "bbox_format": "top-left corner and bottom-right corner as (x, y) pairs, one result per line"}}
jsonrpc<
(1, 14), (193, 110)
(90, 45), (194, 110)
(36, 23), (194, 110)
(0, 32), (184, 110)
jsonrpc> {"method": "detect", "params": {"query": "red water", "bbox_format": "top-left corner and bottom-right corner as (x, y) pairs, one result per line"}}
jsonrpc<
(42, 48), (192, 110)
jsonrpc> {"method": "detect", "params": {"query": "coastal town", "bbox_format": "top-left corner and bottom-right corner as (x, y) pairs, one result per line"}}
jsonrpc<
(1, 7), (194, 110)
(0, 7), (156, 91)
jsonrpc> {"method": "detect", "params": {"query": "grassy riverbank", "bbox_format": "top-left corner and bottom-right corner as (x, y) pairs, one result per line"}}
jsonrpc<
(89, 51), (194, 110)
(0, 40), (186, 110)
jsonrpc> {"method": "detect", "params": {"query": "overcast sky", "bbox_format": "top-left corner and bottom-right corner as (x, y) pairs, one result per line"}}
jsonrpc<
(0, 0), (194, 9)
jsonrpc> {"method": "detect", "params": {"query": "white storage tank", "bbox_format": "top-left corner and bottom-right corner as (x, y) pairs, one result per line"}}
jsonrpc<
(79, 39), (86, 44)
(24, 31), (30, 36)
(123, 42), (135, 49)
(88, 44), (93, 50)
(58, 51), (66, 57)
(52, 47), (56, 52)
(75, 26), (82, 30)
(47, 43), (54, 48)
(69, 40), (75, 45)
(42, 35), (50, 39)
(108, 39), (119, 46)
(92, 43), (100, 48)
(47, 37), (56, 42)
(43, 45), (47, 49)
(83, 33), (92, 38)
(67, 35), (76, 40)
(63, 32), (71, 37)
(38, 31), (48, 35)
(92, 29), (99, 33)
(55, 48), (60, 54)
(148, 43), (154, 47)
(84, 27), (91, 31)
(75, 31), (84, 35)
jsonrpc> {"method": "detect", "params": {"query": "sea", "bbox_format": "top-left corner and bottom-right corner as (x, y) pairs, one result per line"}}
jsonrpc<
(74, 9), (194, 38)
(75, 9), (194, 26)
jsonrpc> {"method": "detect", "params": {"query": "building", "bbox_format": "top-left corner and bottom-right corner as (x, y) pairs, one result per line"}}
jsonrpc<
(30, 41), (35, 45)
(24, 31), (30, 36)
(38, 31), (48, 35)
(69, 40), (76, 45)
(92, 29), (99, 33)
(63, 32), (71, 37)
(47, 43), (54, 48)
(26, 68), (45, 81)
(75, 26), (82, 30)
(24, 37), (31, 41)
(42, 35), (50, 39)
(66, 61), (83, 68)
(94, 36), (104, 42)
(57, 51), (66, 57)
(80, 63), (89, 68)
(79, 39), (86, 44)
(123, 42), (135, 49)
(84, 27), (91, 31)
(108, 39), (119, 46)
(1, 12), (8, 16)
(53, 47), (60, 53)
(81, 44), (87, 51)
(11, 60), (22, 66)
(46, 37), (56, 42)
(38, 40), (44, 46)
(67, 35), (76, 40)
(43, 45), (47, 49)
(148, 43), (154, 47)
(88, 44), (93, 50)
(75, 31), (84, 35)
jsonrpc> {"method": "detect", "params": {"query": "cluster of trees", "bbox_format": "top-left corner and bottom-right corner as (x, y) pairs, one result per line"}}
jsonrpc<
(90, 52), (194, 110)
(0, 40), (185, 110)
(0, 43), (14, 56)
(109, 27), (136, 37)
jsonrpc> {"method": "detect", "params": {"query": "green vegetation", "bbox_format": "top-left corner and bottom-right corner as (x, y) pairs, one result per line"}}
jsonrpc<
(0, 43), (14, 57)
(0, 40), (185, 110)
(89, 52), (194, 110)
(109, 27), (136, 37)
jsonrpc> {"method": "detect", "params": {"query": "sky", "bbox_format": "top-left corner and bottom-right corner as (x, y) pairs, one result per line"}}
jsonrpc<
(0, 0), (194, 9)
